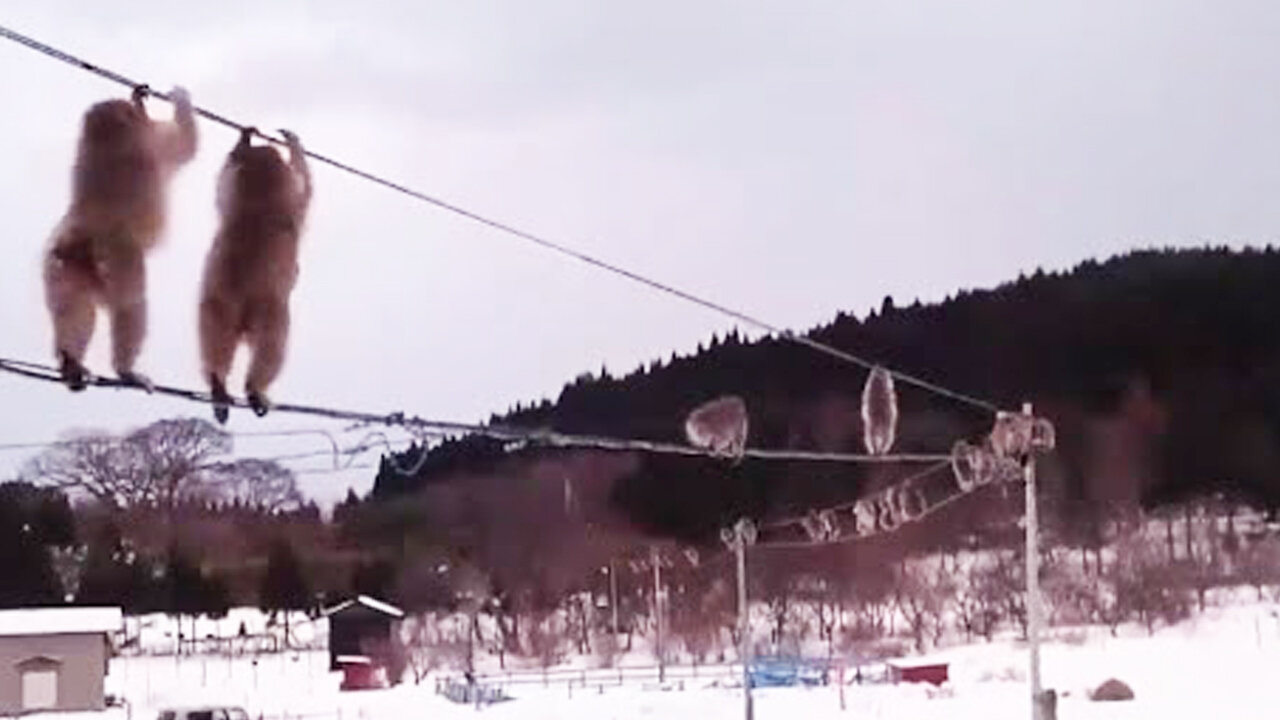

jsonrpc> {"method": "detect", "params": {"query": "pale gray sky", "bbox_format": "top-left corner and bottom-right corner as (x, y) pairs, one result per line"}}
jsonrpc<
(1, 1), (1278, 506)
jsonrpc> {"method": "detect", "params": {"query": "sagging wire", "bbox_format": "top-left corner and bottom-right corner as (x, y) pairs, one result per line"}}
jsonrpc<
(0, 356), (949, 466)
(338, 419), (452, 477)
(0, 21), (1000, 417)
(755, 412), (1056, 550)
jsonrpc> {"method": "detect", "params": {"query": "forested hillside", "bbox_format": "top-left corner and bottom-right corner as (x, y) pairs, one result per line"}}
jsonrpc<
(369, 246), (1280, 556)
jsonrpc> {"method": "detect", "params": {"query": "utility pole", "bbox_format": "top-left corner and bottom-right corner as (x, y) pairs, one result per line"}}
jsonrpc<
(651, 545), (665, 683)
(722, 518), (757, 720)
(1023, 401), (1046, 720)
(609, 559), (620, 636)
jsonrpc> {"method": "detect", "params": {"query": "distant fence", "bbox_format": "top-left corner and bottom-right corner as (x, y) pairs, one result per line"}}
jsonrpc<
(116, 632), (326, 658)
(460, 658), (895, 694)
(465, 661), (743, 692)
(252, 711), (369, 720)
(434, 676), (511, 706)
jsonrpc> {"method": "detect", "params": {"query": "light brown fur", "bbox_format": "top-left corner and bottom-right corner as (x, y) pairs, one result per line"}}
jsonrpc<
(199, 127), (312, 423)
(43, 86), (198, 391)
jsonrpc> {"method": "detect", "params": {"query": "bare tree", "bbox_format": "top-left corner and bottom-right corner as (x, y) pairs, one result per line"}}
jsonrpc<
(894, 560), (953, 652)
(123, 418), (232, 509)
(976, 550), (1027, 638)
(954, 560), (1001, 642)
(666, 579), (728, 665)
(402, 613), (470, 682)
(24, 418), (231, 510)
(1040, 551), (1096, 627)
(24, 431), (135, 507)
(1237, 535), (1280, 600)
(1105, 533), (1192, 635)
(524, 610), (567, 669)
(845, 565), (895, 644)
(201, 459), (303, 512)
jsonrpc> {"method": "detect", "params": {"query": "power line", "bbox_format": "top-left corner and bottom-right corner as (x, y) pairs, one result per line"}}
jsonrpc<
(752, 458), (1015, 550)
(0, 22), (999, 417)
(760, 460), (954, 532)
(0, 426), (362, 454)
(0, 356), (951, 465)
(292, 463), (373, 476)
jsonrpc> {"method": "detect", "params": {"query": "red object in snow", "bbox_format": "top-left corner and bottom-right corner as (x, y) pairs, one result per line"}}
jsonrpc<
(889, 662), (949, 686)
(337, 655), (387, 691)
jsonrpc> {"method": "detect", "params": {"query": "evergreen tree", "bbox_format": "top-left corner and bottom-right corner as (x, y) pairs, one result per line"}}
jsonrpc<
(76, 521), (151, 611)
(258, 538), (311, 609)
(260, 537), (312, 633)
(0, 482), (68, 607)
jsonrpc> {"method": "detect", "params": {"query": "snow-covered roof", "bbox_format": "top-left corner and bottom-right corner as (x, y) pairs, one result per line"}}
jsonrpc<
(321, 595), (404, 619)
(0, 607), (123, 637)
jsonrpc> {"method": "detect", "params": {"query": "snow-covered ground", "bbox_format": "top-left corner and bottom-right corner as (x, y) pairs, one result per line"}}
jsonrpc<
(87, 597), (1280, 720)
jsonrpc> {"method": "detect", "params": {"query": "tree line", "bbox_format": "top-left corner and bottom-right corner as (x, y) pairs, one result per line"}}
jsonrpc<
(7, 246), (1280, 666)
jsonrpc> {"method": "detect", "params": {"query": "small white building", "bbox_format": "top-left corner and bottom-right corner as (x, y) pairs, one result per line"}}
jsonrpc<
(0, 606), (123, 714)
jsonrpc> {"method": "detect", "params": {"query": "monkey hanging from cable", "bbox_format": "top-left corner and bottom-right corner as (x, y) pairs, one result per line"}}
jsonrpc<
(198, 126), (312, 424)
(43, 84), (198, 391)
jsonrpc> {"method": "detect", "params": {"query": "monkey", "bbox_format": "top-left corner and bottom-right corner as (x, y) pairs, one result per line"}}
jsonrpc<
(683, 394), (749, 462)
(42, 85), (198, 391)
(198, 126), (312, 424)
(860, 365), (898, 455)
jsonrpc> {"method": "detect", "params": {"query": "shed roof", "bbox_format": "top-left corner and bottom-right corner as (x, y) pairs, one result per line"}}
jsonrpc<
(322, 595), (404, 619)
(0, 607), (122, 637)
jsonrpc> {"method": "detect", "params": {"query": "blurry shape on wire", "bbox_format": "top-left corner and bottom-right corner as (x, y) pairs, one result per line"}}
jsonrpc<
(893, 483), (929, 522)
(951, 438), (1024, 491)
(684, 395), (749, 462)
(1030, 416), (1056, 453)
(990, 410), (1056, 459)
(950, 440), (989, 492)
(874, 492), (901, 532)
(719, 518), (758, 548)
(800, 509), (841, 542)
(861, 366), (898, 455)
(852, 500), (877, 537)
(800, 511), (823, 542)
(818, 509), (840, 540)
(990, 411), (1033, 459)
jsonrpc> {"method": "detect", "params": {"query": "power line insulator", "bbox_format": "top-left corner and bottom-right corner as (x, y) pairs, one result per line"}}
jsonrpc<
(852, 500), (878, 537)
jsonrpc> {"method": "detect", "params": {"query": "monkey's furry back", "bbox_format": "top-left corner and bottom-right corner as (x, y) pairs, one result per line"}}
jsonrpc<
(62, 100), (166, 251)
(205, 144), (307, 299)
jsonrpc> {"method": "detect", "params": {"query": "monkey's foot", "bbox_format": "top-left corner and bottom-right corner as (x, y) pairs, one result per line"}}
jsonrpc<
(208, 375), (232, 425)
(246, 390), (272, 418)
(57, 352), (89, 392)
(117, 370), (155, 393)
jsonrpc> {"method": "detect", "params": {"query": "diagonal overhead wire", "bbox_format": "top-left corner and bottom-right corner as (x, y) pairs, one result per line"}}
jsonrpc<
(0, 21), (1000, 416)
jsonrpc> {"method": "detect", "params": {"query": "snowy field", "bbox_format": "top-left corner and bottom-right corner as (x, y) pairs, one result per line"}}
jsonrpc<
(74, 598), (1280, 720)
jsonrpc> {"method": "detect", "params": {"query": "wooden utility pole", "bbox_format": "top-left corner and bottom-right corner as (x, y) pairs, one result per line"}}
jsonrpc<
(651, 545), (665, 683)
(1023, 401), (1052, 720)
(723, 518), (757, 720)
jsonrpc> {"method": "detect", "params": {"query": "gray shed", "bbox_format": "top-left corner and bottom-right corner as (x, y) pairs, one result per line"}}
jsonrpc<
(0, 606), (122, 714)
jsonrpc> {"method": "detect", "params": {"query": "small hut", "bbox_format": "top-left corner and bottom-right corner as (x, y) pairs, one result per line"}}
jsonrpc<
(887, 660), (950, 686)
(322, 595), (404, 672)
(0, 606), (123, 714)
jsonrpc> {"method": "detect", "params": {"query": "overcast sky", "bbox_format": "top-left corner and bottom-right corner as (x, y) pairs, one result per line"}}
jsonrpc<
(1, 1), (1278, 507)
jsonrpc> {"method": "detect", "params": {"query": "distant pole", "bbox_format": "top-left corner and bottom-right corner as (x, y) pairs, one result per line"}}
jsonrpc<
(726, 518), (757, 720)
(1023, 401), (1045, 720)
(609, 560), (620, 636)
(838, 662), (846, 711)
(651, 545), (665, 683)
